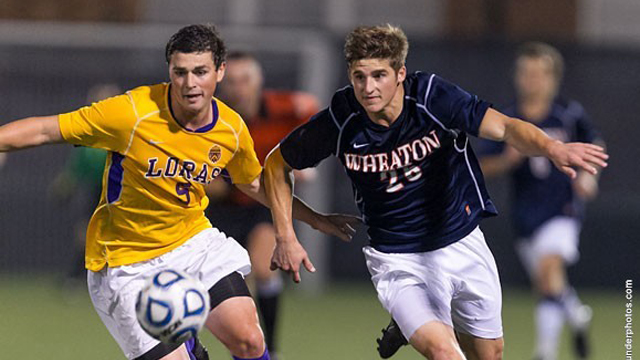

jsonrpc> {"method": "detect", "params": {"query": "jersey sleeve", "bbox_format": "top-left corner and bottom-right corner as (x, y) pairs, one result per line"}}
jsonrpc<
(279, 109), (338, 170)
(426, 75), (491, 136)
(58, 93), (138, 153)
(224, 120), (263, 184)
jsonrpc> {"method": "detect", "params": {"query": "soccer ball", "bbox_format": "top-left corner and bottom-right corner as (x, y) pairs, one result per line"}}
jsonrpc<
(136, 269), (210, 344)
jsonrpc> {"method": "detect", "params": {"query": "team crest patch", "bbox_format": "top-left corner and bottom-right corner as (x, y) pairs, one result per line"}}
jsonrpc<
(209, 145), (222, 163)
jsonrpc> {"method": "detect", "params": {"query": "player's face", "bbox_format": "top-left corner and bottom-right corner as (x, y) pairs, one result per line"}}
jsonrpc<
(515, 56), (559, 101)
(169, 51), (225, 115)
(219, 58), (263, 118)
(349, 59), (406, 116)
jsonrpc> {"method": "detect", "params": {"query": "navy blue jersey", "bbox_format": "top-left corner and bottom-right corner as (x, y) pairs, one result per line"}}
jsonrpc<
(477, 98), (600, 237)
(280, 72), (498, 253)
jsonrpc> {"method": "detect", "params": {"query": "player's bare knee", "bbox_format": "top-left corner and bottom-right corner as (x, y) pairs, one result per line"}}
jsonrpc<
(416, 339), (464, 360)
(481, 341), (503, 360)
(230, 327), (265, 358)
(424, 345), (464, 360)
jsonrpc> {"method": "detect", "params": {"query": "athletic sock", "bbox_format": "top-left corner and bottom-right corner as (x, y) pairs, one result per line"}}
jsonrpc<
(257, 276), (283, 352)
(560, 287), (591, 330)
(233, 348), (270, 360)
(535, 296), (565, 360)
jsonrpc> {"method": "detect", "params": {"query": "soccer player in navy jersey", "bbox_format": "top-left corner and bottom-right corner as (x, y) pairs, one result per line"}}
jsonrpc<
(478, 43), (604, 360)
(263, 25), (608, 360)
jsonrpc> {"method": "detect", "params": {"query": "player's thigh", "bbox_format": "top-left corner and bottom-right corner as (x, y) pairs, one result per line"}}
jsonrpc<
(247, 222), (277, 280)
(363, 247), (455, 340)
(88, 269), (164, 359)
(205, 296), (263, 348)
(535, 254), (566, 294)
(457, 332), (503, 360)
(409, 321), (464, 360)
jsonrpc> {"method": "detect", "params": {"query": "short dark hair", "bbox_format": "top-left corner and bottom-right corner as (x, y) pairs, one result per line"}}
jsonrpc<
(165, 24), (227, 69)
(344, 24), (409, 71)
(516, 42), (564, 82)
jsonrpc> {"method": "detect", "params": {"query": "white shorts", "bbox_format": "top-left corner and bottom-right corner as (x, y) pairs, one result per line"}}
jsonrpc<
(516, 216), (581, 276)
(87, 227), (251, 359)
(364, 226), (503, 340)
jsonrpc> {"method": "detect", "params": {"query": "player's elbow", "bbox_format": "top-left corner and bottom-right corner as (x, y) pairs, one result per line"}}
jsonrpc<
(478, 108), (510, 142)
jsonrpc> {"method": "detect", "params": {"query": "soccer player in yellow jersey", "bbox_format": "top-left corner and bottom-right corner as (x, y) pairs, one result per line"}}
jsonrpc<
(0, 24), (358, 360)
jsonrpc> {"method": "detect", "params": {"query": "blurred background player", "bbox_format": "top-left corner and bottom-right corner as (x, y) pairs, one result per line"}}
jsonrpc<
(206, 51), (319, 358)
(478, 42), (605, 360)
(50, 83), (120, 293)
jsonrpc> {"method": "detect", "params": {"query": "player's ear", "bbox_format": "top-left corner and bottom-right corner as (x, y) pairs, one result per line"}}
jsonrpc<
(397, 65), (407, 84)
(216, 62), (226, 82)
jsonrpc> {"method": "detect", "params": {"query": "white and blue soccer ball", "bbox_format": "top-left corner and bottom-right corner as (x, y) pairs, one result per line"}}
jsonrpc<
(136, 269), (210, 344)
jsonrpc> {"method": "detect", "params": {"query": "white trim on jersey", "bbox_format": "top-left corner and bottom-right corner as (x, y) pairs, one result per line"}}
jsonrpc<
(413, 74), (458, 137)
(219, 117), (240, 157)
(123, 91), (158, 156)
(461, 137), (486, 210)
(329, 106), (358, 155)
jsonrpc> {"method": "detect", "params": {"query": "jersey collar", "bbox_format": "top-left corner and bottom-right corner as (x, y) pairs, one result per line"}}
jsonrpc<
(166, 84), (219, 133)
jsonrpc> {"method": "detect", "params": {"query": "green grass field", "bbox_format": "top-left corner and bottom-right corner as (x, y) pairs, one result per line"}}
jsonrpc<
(0, 275), (626, 359)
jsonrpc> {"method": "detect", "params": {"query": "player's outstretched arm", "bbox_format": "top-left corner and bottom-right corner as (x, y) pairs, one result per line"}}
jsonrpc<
(236, 172), (360, 242)
(0, 115), (64, 152)
(263, 145), (314, 283)
(478, 108), (608, 179)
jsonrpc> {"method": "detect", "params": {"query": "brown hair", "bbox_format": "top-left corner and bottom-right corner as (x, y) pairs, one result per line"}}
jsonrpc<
(516, 42), (564, 81)
(165, 24), (227, 69)
(344, 24), (409, 71)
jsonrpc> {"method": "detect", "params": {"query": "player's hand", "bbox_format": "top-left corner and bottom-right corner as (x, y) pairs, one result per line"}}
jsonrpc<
(313, 213), (361, 242)
(547, 141), (608, 179)
(270, 234), (315, 283)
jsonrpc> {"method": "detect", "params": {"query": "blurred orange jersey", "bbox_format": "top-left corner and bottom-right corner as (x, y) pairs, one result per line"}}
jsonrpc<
(250, 90), (319, 162)
(58, 84), (262, 271)
(229, 90), (319, 205)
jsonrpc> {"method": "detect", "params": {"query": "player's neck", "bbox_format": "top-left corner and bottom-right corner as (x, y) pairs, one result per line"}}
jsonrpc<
(367, 83), (405, 127)
(519, 96), (552, 123)
(171, 99), (213, 130)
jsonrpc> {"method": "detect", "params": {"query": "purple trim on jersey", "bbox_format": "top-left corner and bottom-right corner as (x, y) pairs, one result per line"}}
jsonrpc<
(233, 349), (270, 360)
(167, 85), (219, 133)
(191, 100), (218, 133)
(107, 152), (124, 203)
(220, 169), (233, 184)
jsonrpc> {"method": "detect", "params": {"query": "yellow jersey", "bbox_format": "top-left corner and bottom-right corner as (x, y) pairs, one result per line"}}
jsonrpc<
(58, 83), (262, 271)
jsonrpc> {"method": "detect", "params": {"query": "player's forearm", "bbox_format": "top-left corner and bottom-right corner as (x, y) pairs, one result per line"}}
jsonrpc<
(502, 117), (558, 158)
(264, 148), (298, 241)
(0, 116), (64, 151)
